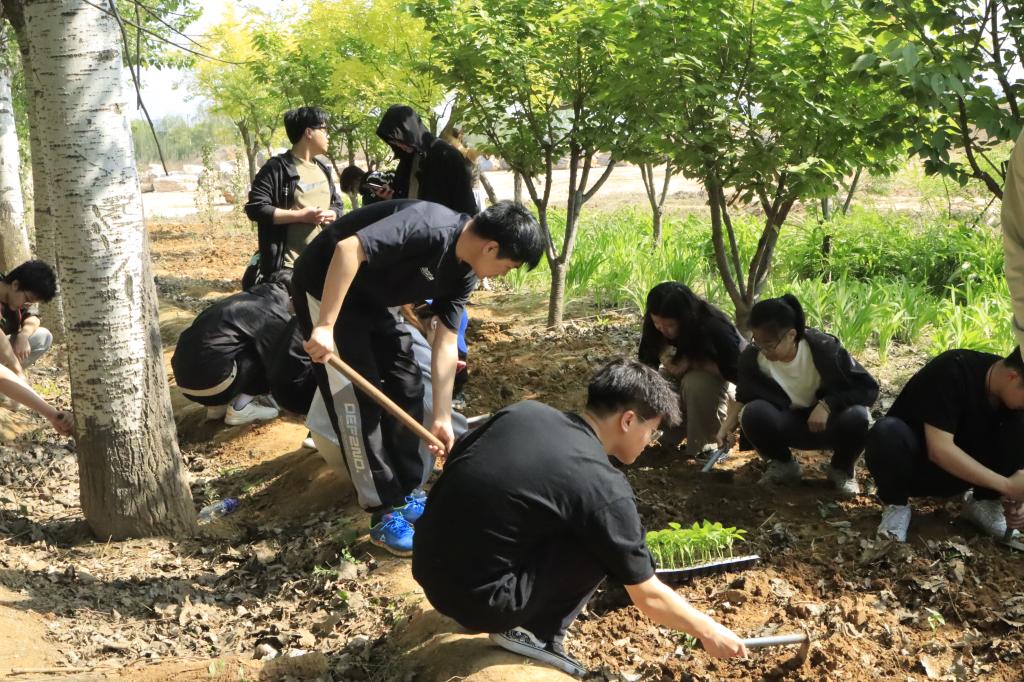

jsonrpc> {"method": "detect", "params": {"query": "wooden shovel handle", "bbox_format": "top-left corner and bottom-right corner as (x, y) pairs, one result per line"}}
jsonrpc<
(326, 353), (446, 453)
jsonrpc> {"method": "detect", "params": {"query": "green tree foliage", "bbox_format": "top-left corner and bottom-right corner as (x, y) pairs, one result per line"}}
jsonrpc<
(609, 0), (908, 327)
(415, 0), (624, 327)
(131, 113), (236, 166)
(859, 0), (1024, 198)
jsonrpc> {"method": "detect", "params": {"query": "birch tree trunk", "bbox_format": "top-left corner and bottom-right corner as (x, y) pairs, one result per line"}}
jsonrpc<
(22, 0), (196, 538)
(0, 26), (28, 273)
(5, 1), (65, 337)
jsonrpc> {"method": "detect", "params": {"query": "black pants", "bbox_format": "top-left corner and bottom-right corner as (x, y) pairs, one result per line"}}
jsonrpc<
(173, 350), (267, 407)
(294, 290), (424, 511)
(864, 416), (1003, 505)
(740, 399), (870, 474)
(423, 537), (606, 645)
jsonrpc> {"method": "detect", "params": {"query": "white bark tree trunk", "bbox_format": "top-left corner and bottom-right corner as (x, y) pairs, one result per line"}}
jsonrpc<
(22, 0), (195, 538)
(0, 26), (28, 273)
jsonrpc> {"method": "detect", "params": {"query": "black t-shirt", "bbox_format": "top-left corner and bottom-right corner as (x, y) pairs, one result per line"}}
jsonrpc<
(172, 282), (292, 383)
(413, 400), (655, 611)
(0, 288), (37, 336)
(887, 349), (1024, 471)
(292, 199), (476, 331)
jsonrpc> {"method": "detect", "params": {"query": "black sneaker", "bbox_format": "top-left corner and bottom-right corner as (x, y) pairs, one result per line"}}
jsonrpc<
(489, 627), (587, 677)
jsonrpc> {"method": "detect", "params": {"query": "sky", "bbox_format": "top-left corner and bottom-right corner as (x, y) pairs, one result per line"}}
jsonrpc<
(133, 0), (282, 121)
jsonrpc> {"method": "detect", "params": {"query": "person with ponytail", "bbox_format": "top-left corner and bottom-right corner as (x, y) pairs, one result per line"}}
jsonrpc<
(638, 282), (746, 458)
(736, 294), (878, 495)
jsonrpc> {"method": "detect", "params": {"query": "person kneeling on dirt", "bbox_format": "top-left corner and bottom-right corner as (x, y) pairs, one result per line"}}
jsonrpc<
(638, 281), (746, 458)
(294, 199), (543, 557)
(0, 260), (56, 380)
(0, 362), (73, 436)
(736, 294), (878, 496)
(171, 282), (296, 426)
(865, 347), (1024, 543)
(412, 359), (747, 678)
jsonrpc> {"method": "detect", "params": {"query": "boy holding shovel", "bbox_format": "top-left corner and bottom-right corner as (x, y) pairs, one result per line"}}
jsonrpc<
(293, 199), (542, 555)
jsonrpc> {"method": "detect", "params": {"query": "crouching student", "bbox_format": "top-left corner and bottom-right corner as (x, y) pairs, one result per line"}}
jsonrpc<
(0, 363), (73, 436)
(737, 294), (878, 495)
(412, 359), (747, 678)
(171, 282), (294, 426)
(866, 348), (1024, 542)
(638, 281), (746, 457)
(0, 261), (56, 377)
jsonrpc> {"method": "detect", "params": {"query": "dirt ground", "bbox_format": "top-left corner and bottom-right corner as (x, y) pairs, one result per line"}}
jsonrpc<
(0, 214), (1021, 681)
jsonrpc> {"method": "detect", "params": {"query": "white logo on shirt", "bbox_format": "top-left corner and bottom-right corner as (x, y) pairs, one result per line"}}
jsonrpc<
(420, 267), (435, 281)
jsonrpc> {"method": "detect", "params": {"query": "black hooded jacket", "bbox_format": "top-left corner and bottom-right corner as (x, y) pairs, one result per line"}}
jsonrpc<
(376, 105), (478, 215)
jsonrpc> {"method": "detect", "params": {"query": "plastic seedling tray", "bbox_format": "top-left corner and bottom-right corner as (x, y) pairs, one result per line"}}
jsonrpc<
(592, 555), (761, 610)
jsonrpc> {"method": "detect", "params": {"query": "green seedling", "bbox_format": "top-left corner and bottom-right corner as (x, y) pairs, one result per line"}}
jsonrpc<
(925, 607), (945, 631)
(646, 520), (748, 570)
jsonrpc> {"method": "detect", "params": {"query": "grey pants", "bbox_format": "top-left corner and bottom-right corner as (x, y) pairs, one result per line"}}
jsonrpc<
(677, 369), (733, 457)
(9, 327), (52, 369)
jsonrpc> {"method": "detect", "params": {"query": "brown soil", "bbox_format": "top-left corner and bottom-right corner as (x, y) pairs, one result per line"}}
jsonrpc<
(0, 217), (1021, 681)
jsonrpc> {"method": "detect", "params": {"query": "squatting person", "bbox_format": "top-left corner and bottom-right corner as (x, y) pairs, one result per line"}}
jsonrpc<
(736, 294), (878, 495)
(866, 347), (1024, 542)
(0, 260), (56, 378)
(412, 359), (747, 678)
(638, 281), (746, 458)
(293, 199), (542, 556)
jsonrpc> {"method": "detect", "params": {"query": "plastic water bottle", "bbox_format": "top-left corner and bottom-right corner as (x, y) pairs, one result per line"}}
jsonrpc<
(197, 498), (239, 524)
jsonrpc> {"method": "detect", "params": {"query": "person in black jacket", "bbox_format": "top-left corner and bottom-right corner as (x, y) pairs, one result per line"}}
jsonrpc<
(638, 282), (746, 458)
(243, 107), (345, 286)
(374, 105), (478, 215)
(736, 294), (878, 495)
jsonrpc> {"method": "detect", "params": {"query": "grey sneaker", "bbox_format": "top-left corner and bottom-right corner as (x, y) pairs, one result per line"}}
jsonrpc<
(489, 628), (587, 678)
(758, 459), (803, 486)
(822, 463), (861, 497)
(877, 504), (911, 542)
(961, 494), (1013, 538)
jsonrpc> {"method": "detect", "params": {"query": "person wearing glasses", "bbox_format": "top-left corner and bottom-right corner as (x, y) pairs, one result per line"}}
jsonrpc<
(637, 281), (746, 459)
(736, 294), (878, 495)
(412, 359), (747, 678)
(244, 106), (345, 288)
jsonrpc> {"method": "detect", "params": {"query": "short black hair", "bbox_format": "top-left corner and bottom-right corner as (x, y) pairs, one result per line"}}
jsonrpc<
(470, 201), (544, 269)
(283, 106), (329, 144)
(749, 293), (806, 341)
(340, 165), (366, 193)
(1006, 346), (1024, 375)
(586, 358), (681, 427)
(4, 260), (56, 302)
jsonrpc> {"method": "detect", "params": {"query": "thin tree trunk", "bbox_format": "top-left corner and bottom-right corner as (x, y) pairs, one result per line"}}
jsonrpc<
(640, 160), (673, 246)
(0, 26), (28, 273)
(842, 167), (862, 215)
(237, 121), (257, 182)
(513, 170), (523, 204)
(479, 171), (497, 205)
(820, 196), (831, 221)
(24, 0), (195, 538)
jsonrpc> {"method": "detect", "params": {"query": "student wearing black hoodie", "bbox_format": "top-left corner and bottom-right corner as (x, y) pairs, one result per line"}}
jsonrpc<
(736, 294), (878, 496)
(374, 105), (478, 215)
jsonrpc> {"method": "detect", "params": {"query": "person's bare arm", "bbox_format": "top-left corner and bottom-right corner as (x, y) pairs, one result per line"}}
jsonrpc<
(0, 333), (23, 376)
(303, 236), (365, 363)
(0, 364), (73, 435)
(272, 206), (325, 225)
(925, 425), (1024, 497)
(12, 316), (39, 361)
(626, 576), (747, 658)
(429, 322), (458, 456)
(715, 400), (742, 446)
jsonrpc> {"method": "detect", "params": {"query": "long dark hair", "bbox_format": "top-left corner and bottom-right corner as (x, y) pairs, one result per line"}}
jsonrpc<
(637, 281), (738, 368)
(748, 294), (806, 341)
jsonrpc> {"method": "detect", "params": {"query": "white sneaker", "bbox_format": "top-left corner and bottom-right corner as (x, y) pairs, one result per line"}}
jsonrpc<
(302, 433), (316, 450)
(489, 628), (587, 677)
(961, 494), (1010, 538)
(224, 401), (279, 426)
(758, 459), (803, 486)
(877, 504), (912, 542)
(822, 463), (861, 497)
(205, 405), (228, 421)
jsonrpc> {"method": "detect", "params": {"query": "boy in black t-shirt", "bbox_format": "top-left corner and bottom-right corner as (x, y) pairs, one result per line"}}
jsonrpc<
(292, 199), (542, 556)
(0, 261), (57, 380)
(865, 348), (1024, 542)
(412, 359), (747, 678)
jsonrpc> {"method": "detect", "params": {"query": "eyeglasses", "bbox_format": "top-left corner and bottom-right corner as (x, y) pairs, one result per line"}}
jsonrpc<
(638, 416), (663, 444)
(751, 335), (786, 353)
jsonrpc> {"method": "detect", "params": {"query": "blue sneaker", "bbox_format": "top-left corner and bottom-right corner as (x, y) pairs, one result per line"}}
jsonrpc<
(369, 512), (414, 557)
(410, 487), (427, 502)
(395, 494), (426, 524)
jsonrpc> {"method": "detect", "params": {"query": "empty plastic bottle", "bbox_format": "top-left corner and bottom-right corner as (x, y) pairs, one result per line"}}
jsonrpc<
(197, 498), (239, 524)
